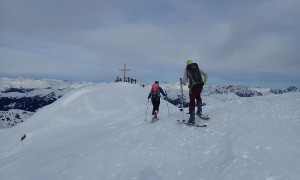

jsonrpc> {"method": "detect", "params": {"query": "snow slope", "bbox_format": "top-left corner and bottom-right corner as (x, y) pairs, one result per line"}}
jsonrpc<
(0, 77), (96, 128)
(0, 82), (299, 180)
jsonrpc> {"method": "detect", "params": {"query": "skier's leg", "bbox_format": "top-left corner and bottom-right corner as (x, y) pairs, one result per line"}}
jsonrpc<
(188, 88), (196, 124)
(196, 104), (202, 116)
(156, 98), (160, 113)
(189, 88), (196, 113)
(196, 86), (203, 116)
(188, 111), (195, 124)
(151, 98), (155, 115)
(152, 98), (160, 119)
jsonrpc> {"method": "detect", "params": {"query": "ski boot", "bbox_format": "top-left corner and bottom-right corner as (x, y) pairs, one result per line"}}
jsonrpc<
(187, 111), (195, 124)
(196, 103), (202, 117)
(154, 111), (158, 120)
(151, 111), (158, 122)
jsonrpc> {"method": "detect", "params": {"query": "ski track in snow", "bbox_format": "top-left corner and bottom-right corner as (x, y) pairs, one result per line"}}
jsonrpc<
(0, 83), (299, 180)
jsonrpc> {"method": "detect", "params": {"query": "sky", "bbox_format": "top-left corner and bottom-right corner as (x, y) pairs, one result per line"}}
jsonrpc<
(0, 0), (300, 88)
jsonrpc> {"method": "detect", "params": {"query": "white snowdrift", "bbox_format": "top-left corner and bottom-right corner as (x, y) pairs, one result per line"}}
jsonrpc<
(0, 82), (299, 180)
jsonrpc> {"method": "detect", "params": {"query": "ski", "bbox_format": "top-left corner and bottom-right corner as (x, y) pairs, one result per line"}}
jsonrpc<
(177, 120), (207, 127)
(197, 114), (210, 120)
(185, 113), (210, 120)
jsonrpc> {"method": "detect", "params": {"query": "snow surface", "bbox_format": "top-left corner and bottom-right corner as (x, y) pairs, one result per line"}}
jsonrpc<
(0, 82), (299, 180)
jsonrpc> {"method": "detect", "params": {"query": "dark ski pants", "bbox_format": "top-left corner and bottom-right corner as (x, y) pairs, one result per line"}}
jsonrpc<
(189, 86), (203, 113)
(151, 97), (160, 115)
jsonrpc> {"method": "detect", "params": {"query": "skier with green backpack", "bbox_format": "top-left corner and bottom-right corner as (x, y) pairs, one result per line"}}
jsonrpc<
(181, 60), (208, 124)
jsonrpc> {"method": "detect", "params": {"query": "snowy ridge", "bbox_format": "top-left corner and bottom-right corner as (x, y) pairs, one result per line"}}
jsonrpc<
(0, 82), (299, 180)
(0, 77), (96, 128)
(1, 77), (299, 128)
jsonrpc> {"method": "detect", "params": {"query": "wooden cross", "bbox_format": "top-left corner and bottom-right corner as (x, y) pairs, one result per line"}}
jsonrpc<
(119, 63), (131, 82)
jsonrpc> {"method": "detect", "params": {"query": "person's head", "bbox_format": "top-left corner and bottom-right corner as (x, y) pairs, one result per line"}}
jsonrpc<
(186, 60), (193, 65)
(155, 81), (159, 84)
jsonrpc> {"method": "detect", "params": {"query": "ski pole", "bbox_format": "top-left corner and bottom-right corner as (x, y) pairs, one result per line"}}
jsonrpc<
(179, 78), (184, 111)
(165, 92), (170, 117)
(167, 99), (170, 117)
(179, 78), (185, 120)
(145, 99), (149, 121)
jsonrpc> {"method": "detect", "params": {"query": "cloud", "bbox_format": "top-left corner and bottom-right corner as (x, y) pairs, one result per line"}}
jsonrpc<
(0, 0), (299, 86)
(195, 0), (300, 82)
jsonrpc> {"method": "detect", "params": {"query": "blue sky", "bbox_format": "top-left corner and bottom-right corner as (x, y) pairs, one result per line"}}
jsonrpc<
(1, 0), (299, 88)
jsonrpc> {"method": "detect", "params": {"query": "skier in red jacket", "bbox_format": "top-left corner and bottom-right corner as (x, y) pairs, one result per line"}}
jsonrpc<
(148, 81), (166, 121)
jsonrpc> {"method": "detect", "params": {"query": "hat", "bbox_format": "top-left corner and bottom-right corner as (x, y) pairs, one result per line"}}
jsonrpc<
(155, 81), (159, 84)
(186, 60), (193, 65)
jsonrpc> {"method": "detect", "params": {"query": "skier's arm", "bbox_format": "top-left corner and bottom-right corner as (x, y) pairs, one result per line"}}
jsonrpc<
(148, 91), (152, 99)
(199, 68), (207, 84)
(182, 69), (188, 85)
(159, 87), (166, 96)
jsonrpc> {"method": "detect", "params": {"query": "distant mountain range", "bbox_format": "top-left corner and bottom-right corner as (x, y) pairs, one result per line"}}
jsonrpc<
(203, 84), (300, 97)
(0, 77), (95, 128)
(1, 77), (299, 128)
(160, 83), (299, 108)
